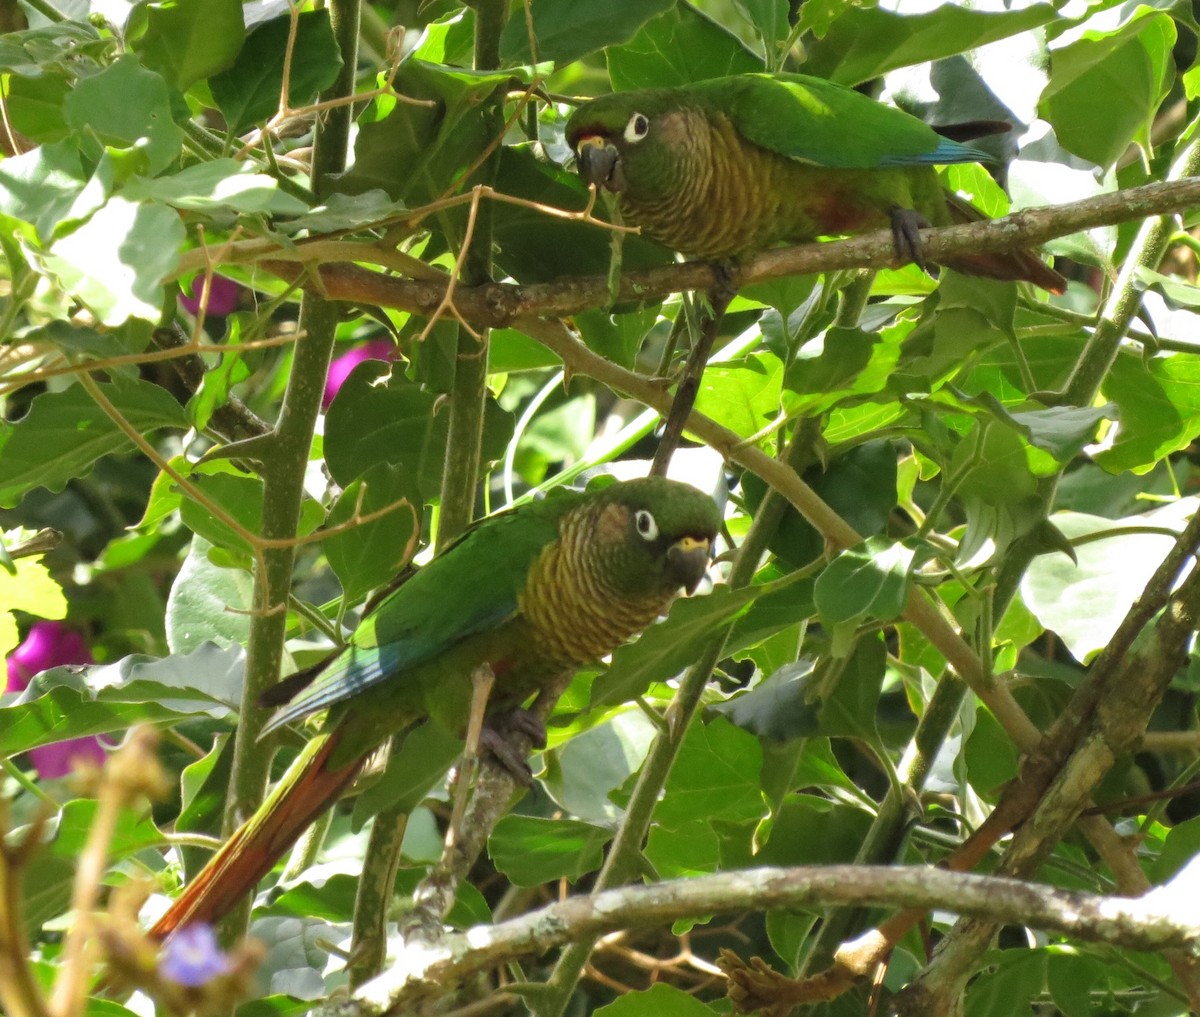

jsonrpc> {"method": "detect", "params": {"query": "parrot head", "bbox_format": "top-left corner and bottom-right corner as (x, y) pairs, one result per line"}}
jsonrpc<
(566, 90), (693, 206)
(585, 476), (722, 598)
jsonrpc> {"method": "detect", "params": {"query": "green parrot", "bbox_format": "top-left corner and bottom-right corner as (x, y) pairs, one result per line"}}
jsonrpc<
(566, 73), (1065, 292)
(150, 476), (721, 936)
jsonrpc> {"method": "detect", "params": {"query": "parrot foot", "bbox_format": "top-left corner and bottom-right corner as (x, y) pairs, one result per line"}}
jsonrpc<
(889, 206), (935, 274)
(480, 709), (548, 785)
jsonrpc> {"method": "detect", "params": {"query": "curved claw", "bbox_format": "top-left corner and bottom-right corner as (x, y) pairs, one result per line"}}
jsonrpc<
(889, 206), (933, 272)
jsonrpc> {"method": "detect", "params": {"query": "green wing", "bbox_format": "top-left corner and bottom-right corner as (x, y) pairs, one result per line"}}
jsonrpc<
(262, 494), (579, 732)
(695, 73), (991, 169)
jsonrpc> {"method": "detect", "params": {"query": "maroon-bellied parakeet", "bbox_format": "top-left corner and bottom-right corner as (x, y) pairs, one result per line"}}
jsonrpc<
(565, 73), (1065, 292)
(150, 476), (721, 936)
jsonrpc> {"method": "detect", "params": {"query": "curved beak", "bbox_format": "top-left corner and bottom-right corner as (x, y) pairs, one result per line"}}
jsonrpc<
(575, 135), (624, 193)
(666, 535), (712, 595)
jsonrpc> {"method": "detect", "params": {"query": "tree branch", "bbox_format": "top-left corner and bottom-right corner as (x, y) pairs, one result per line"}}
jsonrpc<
(320, 864), (1200, 1017)
(263, 176), (1200, 325)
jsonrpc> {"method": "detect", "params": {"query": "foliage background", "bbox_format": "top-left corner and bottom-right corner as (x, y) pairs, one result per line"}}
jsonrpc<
(3, 0), (1200, 1014)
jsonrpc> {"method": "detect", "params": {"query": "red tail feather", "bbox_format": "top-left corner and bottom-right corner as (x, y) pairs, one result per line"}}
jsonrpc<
(151, 732), (364, 938)
(942, 192), (1067, 294)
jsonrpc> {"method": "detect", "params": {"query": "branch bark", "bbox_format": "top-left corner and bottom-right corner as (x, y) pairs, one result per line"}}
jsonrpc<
(259, 176), (1200, 325)
(318, 864), (1200, 1017)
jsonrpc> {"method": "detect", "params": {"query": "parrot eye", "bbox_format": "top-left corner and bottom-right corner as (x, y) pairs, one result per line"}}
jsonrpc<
(634, 509), (659, 541)
(624, 112), (650, 143)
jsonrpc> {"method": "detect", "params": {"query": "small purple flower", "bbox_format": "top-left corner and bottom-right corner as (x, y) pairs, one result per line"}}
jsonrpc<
(6, 620), (105, 778)
(159, 924), (232, 987)
(180, 275), (242, 317)
(323, 339), (393, 410)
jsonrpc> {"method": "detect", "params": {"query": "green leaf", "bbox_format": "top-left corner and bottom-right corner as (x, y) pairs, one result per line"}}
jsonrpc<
(209, 11), (341, 132)
(1041, 11), (1175, 168)
(645, 818), (721, 876)
(743, 442), (898, 570)
(488, 816), (610, 886)
(349, 722), (461, 827)
(693, 352), (783, 440)
(803, 4), (1058, 85)
(594, 983), (716, 1017)
(950, 421), (1041, 567)
(45, 197), (184, 325)
(1045, 951), (1110, 1017)
(816, 537), (913, 631)
(1, 644), (243, 754)
(606, 2), (763, 90)
(0, 376), (187, 508)
(62, 55), (184, 175)
(275, 190), (407, 235)
(819, 632), (886, 736)
(50, 799), (165, 859)
(134, 0), (244, 91)
(177, 465), (264, 559)
(542, 710), (658, 822)
(324, 463), (419, 602)
(734, 0), (790, 49)
(324, 360), (511, 499)
(341, 61), (516, 208)
(715, 658), (823, 741)
(166, 536), (253, 653)
(3, 72), (71, 143)
(121, 160), (310, 215)
(653, 716), (764, 828)
(1021, 502), (1193, 662)
(0, 23), (105, 77)
(499, 0), (674, 66)
(963, 949), (1045, 1017)
(1004, 403), (1117, 462)
(783, 324), (904, 415)
(1097, 348), (1200, 474)
(0, 138), (92, 240)
(753, 793), (872, 865)
(175, 733), (233, 877)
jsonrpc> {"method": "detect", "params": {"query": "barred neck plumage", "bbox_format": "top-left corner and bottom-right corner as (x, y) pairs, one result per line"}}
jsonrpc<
(620, 110), (796, 260)
(518, 499), (675, 674)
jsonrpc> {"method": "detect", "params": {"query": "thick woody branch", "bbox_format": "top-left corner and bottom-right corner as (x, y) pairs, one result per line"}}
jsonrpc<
(319, 864), (1200, 1017)
(266, 176), (1200, 323)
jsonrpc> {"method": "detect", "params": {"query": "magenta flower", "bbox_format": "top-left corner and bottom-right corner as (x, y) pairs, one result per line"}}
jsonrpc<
(179, 275), (242, 317)
(323, 339), (393, 410)
(159, 925), (232, 987)
(6, 620), (105, 778)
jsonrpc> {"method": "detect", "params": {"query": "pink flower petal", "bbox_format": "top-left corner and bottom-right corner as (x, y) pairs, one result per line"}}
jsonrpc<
(180, 275), (242, 317)
(7, 621), (106, 779)
(323, 339), (394, 410)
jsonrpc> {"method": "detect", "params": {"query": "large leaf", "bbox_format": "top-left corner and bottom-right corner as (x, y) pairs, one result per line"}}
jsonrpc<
(488, 816), (611, 886)
(0, 377), (187, 507)
(132, 0), (245, 91)
(45, 197), (184, 325)
(1, 643), (244, 754)
(803, 3), (1059, 85)
(210, 11), (341, 132)
(61, 55), (184, 175)
(1041, 11), (1175, 168)
(1021, 501), (1194, 662)
(605, 2), (763, 90)
(499, 0), (674, 66)
(1097, 348), (1200, 475)
(323, 360), (511, 498)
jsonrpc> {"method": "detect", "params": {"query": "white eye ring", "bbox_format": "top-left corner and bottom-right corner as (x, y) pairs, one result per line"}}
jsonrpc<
(624, 112), (650, 143)
(634, 509), (658, 541)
